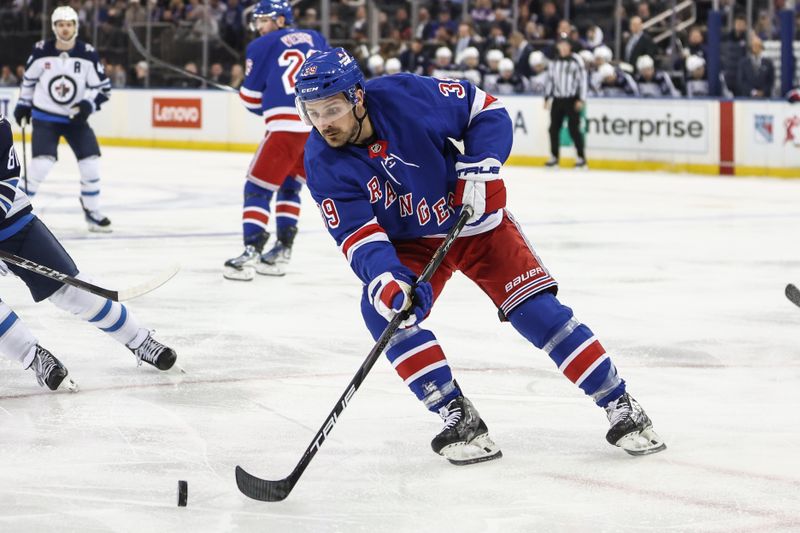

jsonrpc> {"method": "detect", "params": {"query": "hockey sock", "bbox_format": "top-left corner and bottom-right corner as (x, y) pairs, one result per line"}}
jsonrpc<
(0, 301), (38, 367)
(508, 292), (626, 407)
(77, 156), (101, 210)
(242, 181), (273, 246)
(26, 156), (56, 196)
(47, 274), (147, 348)
(275, 177), (301, 236)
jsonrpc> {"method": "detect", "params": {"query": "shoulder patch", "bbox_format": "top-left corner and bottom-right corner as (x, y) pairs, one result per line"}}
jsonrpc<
(35, 40), (45, 49)
(85, 43), (95, 52)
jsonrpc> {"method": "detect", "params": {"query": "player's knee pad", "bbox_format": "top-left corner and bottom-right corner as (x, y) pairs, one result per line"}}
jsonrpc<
(0, 302), (38, 365)
(27, 156), (56, 194)
(507, 292), (574, 349)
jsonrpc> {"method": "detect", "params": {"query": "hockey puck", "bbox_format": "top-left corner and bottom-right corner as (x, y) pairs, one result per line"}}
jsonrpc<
(177, 480), (188, 507)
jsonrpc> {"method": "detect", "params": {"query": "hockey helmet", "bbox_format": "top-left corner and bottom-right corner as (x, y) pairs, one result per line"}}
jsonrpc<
(385, 57), (402, 75)
(685, 54), (705, 73)
(486, 49), (504, 65)
(498, 58), (515, 73)
(367, 54), (385, 74)
(636, 55), (654, 72)
(252, 0), (294, 26)
(593, 45), (613, 63)
(295, 48), (365, 126)
(528, 50), (546, 68)
(51, 6), (79, 42)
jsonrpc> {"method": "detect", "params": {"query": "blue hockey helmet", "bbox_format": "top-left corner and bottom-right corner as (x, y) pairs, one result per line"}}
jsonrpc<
(252, 0), (293, 25)
(295, 48), (364, 105)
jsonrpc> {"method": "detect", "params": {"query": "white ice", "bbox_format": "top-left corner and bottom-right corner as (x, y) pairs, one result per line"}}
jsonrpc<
(1, 146), (799, 533)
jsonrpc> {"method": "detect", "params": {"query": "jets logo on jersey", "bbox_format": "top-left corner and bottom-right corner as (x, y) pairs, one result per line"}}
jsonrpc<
(48, 75), (77, 105)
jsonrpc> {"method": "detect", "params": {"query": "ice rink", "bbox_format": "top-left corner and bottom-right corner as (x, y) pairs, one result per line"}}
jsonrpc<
(1, 145), (799, 532)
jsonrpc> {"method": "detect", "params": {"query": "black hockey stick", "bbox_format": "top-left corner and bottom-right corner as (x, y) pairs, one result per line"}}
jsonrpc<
(0, 250), (179, 301)
(20, 122), (28, 194)
(787, 284), (800, 308)
(235, 205), (474, 502)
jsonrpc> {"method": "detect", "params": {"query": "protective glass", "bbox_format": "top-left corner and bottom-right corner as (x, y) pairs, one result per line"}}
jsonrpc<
(295, 96), (355, 128)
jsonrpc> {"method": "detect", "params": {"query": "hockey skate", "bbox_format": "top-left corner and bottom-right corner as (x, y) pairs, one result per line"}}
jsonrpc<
(28, 345), (78, 392)
(604, 392), (666, 456)
(224, 232), (269, 281)
(80, 198), (112, 233)
(574, 157), (588, 170)
(129, 332), (177, 371)
(256, 227), (297, 277)
(431, 396), (502, 465)
(544, 156), (559, 168)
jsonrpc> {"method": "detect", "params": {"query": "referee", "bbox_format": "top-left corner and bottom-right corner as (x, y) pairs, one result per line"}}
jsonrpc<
(544, 34), (588, 169)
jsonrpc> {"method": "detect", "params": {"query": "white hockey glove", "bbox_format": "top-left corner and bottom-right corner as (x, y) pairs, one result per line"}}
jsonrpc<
(368, 271), (433, 327)
(454, 154), (507, 224)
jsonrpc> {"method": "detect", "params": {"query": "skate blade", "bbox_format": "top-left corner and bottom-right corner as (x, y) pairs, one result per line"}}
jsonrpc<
(57, 376), (79, 393)
(615, 427), (666, 456)
(440, 433), (503, 466)
(87, 224), (113, 234)
(223, 266), (255, 281)
(255, 262), (287, 277)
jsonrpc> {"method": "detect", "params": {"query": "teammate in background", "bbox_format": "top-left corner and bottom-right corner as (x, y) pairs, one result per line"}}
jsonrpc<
(13, 6), (112, 233)
(225, 0), (328, 280)
(634, 55), (680, 97)
(685, 55), (709, 97)
(545, 34), (587, 169)
(527, 51), (549, 96)
(0, 115), (177, 391)
(594, 63), (639, 97)
(295, 49), (665, 464)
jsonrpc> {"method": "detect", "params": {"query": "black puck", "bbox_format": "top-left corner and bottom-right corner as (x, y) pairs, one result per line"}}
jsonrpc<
(177, 480), (188, 507)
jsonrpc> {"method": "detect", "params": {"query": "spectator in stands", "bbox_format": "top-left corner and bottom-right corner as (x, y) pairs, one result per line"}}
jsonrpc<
(352, 5), (368, 39)
(385, 58), (402, 75)
(414, 7), (430, 40)
(528, 51), (549, 95)
(725, 13), (748, 48)
(685, 26), (707, 59)
(229, 64), (244, 89)
(15, 66), (25, 84)
(624, 16), (659, 70)
(209, 62), (229, 85)
(0, 65), (19, 87)
(539, 1), (560, 39)
(488, 57), (527, 94)
(635, 55), (680, 97)
(736, 35), (774, 98)
(455, 22), (482, 61)
(637, 2), (651, 22)
(685, 55), (709, 97)
(486, 23), (508, 50)
(428, 8), (458, 41)
(366, 55), (385, 79)
(399, 38), (430, 75)
(124, 0), (147, 29)
(221, 0), (244, 49)
(394, 7), (411, 41)
(595, 63), (639, 96)
(470, 0), (496, 36)
(459, 47), (485, 87)
(493, 7), (512, 37)
(509, 31), (535, 77)
(131, 60), (149, 87)
(111, 63), (127, 87)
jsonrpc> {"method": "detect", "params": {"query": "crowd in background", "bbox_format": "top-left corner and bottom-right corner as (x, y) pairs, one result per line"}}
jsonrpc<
(0, 0), (797, 98)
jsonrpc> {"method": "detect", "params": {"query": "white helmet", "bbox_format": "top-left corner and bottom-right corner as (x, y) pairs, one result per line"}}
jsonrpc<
(686, 54), (705, 72)
(51, 6), (79, 43)
(436, 47), (453, 61)
(486, 49), (504, 63)
(498, 58), (515, 73)
(636, 54), (654, 71)
(578, 50), (594, 67)
(528, 50), (546, 68)
(597, 63), (615, 80)
(385, 57), (402, 75)
(461, 46), (480, 61)
(593, 45), (613, 63)
(367, 54), (385, 74)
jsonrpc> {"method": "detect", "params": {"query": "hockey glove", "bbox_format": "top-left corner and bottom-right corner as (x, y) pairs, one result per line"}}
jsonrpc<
(454, 153), (506, 224)
(13, 103), (31, 127)
(368, 271), (433, 327)
(69, 100), (93, 122)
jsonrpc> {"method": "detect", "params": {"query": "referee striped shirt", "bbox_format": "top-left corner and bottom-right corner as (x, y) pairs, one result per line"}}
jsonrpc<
(545, 52), (588, 101)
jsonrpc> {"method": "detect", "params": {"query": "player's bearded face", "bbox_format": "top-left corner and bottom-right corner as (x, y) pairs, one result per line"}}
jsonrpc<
(55, 20), (76, 41)
(304, 94), (360, 148)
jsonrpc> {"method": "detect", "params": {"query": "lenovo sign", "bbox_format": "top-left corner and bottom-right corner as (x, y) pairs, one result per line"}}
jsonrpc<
(152, 98), (202, 128)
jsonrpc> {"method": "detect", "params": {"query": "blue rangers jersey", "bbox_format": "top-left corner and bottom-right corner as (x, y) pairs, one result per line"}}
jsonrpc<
(239, 28), (329, 132)
(305, 74), (512, 285)
(19, 40), (111, 124)
(0, 116), (33, 240)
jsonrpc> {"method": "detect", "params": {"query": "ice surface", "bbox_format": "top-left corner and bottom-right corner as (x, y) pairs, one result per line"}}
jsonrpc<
(1, 146), (799, 532)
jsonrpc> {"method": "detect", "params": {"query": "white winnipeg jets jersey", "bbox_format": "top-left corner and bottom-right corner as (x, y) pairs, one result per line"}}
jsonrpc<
(19, 39), (110, 122)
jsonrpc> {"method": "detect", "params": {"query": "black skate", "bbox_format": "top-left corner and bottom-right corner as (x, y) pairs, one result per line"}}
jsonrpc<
(431, 396), (502, 465)
(544, 156), (559, 168)
(80, 198), (112, 233)
(605, 392), (666, 456)
(28, 345), (78, 392)
(575, 157), (588, 170)
(256, 226), (297, 277)
(224, 231), (269, 281)
(130, 332), (177, 371)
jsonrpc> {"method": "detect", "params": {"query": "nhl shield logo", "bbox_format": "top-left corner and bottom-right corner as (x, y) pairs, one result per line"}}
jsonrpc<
(48, 75), (77, 105)
(754, 114), (773, 144)
(302, 65), (317, 76)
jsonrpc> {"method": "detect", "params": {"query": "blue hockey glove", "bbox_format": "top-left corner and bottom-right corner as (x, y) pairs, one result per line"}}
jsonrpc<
(13, 103), (31, 127)
(368, 271), (433, 327)
(70, 100), (93, 122)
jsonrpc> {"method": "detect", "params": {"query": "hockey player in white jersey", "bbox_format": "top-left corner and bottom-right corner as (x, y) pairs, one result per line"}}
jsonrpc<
(527, 51), (549, 95)
(0, 115), (177, 391)
(13, 6), (112, 232)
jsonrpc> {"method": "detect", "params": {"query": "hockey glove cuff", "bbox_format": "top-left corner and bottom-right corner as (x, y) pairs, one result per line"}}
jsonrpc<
(454, 154), (506, 224)
(368, 271), (433, 327)
(70, 100), (94, 122)
(13, 103), (32, 127)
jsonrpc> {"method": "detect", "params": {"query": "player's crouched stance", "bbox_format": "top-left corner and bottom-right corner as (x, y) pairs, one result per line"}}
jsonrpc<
(0, 115), (176, 391)
(296, 49), (665, 462)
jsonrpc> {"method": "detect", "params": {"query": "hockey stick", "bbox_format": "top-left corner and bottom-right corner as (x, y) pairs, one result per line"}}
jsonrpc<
(787, 284), (800, 308)
(0, 250), (179, 301)
(125, 27), (237, 92)
(20, 122), (28, 194)
(235, 205), (474, 502)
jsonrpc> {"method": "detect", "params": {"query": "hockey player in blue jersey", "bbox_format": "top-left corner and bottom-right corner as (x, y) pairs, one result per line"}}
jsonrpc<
(295, 49), (666, 463)
(224, 0), (329, 280)
(0, 115), (177, 391)
(13, 6), (113, 233)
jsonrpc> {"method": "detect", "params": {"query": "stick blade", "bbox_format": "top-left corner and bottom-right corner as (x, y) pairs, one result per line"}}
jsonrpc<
(235, 465), (294, 502)
(117, 263), (180, 301)
(786, 284), (800, 308)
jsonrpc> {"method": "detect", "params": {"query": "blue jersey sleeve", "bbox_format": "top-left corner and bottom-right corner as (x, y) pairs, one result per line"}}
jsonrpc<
(240, 40), (270, 115)
(305, 147), (408, 285)
(0, 117), (21, 212)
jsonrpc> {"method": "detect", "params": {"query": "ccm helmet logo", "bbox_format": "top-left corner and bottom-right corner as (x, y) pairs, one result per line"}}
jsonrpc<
(152, 98), (202, 129)
(456, 165), (500, 177)
(300, 87), (319, 93)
